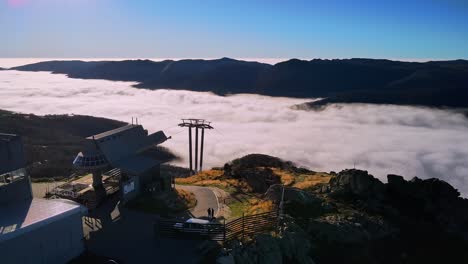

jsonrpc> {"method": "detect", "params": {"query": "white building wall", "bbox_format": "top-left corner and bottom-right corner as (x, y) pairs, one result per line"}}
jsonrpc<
(0, 212), (85, 264)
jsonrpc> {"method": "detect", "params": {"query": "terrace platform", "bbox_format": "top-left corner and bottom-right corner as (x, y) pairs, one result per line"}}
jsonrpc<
(48, 172), (120, 209)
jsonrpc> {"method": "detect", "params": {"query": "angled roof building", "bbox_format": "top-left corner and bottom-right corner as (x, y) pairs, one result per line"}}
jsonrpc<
(71, 123), (170, 204)
(0, 133), (87, 264)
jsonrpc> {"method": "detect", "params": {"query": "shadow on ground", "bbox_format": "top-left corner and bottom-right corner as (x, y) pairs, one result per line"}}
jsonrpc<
(82, 195), (220, 264)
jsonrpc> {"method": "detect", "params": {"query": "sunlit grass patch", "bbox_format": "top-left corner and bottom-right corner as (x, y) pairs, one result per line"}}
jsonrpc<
(227, 196), (275, 219)
(175, 169), (252, 193)
(270, 168), (331, 189)
(293, 172), (332, 189)
(270, 168), (295, 185)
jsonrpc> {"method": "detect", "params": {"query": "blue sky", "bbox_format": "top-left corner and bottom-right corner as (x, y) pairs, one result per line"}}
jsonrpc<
(1, 0), (467, 60)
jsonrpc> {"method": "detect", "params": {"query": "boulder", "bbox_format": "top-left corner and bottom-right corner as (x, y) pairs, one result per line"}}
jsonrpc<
(329, 169), (385, 198)
(230, 229), (316, 264)
(227, 154), (293, 173)
(264, 184), (320, 204)
(255, 234), (283, 264)
(232, 167), (280, 193)
(387, 174), (405, 186)
(279, 227), (316, 264)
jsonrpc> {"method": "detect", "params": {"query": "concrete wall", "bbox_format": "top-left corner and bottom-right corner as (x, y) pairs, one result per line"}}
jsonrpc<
(0, 134), (26, 174)
(0, 212), (85, 264)
(0, 176), (32, 205)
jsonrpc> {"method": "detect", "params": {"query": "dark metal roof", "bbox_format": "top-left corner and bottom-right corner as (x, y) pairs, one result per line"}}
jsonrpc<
(0, 133), (20, 142)
(114, 155), (161, 175)
(87, 124), (136, 140)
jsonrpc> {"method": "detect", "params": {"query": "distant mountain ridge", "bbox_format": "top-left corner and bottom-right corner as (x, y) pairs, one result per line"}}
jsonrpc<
(10, 58), (468, 108)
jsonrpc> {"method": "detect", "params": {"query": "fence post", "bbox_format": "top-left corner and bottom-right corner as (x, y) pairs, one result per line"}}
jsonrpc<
(223, 218), (226, 243)
(154, 217), (159, 239)
(242, 212), (245, 242)
(277, 185), (285, 234)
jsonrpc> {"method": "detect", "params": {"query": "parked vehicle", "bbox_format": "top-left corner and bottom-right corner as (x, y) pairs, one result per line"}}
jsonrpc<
(173, 218), (213, 234)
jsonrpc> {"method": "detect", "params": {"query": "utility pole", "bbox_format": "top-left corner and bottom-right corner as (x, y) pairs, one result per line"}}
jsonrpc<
(189, 127), (193, 173)
(200, 128), (205, 171)
(178, 119), (213, 175)
(195, 127), (198, 172)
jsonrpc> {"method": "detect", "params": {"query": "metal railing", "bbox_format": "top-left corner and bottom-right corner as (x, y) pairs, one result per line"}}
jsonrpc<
(154, 210), (279, 242)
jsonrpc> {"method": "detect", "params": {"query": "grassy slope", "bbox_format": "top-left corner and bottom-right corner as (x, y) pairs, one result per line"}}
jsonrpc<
(176, 167), (332, 219)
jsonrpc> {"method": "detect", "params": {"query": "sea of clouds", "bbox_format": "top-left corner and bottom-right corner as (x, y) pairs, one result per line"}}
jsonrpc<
(1, 70), (467, 195)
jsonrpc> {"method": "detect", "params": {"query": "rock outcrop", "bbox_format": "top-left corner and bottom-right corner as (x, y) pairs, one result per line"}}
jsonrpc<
(229, 225), (315, 264)
(224, 154), (289, 193)
(328, 169), (385, 199)
(218, 157), (468, 264)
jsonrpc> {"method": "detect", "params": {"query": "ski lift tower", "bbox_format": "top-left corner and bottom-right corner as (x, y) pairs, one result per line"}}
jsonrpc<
(178, 119), (213, 175)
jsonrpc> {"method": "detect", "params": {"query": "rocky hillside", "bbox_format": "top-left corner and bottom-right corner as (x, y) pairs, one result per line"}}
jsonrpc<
(213, 155), (468, 264)
(177, 154), (331, 194)
(10, 58), (468, 108)
(0, 110), (176, 179)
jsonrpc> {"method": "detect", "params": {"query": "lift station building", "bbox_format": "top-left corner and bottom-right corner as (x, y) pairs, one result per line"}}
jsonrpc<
(71, 123), (170, 204)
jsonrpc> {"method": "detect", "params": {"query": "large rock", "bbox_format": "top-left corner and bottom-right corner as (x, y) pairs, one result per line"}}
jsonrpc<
(385, 175), (468, 237)
(265, 185), (327, 217)
(229, 229), (316, 264)
(265, 184), (320, 203)
(329, 169), (385, 198)
(279, 225), (316, 264)
(256, 235), (283, 264)
(227, 154), (294, 172)
(233, 167), (281, 193)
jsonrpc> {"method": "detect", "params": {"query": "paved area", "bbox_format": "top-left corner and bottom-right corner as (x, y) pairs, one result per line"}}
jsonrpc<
(84, 196), (207, 264)
(176, 185), (219, 218)
(31, 181), (64, 198)
(81, 185), (223, 263)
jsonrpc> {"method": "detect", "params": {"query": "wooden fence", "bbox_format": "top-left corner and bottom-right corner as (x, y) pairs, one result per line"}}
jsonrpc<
(155, 210), (279, 242)
(225, 210), (279, 241)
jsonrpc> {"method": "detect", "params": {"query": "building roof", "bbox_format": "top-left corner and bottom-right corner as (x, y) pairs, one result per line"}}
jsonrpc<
(114, 155), (161, 175)
(87, 124), (137, 140)
(0, 133), (20, 142)
(0, 198), (87, 242)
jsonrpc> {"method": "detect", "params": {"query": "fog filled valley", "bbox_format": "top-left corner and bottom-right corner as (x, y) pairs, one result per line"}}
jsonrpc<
(1, 69), (468, 196)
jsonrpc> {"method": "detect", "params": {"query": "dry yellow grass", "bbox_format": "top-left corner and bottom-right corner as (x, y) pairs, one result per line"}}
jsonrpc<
(271, 168), (295, 185)
(292, 173), (332, 189)
(175, 189), (197, 209)
(270, 168), (332, 189)
(176, 169), (224, 184)
(175, 169), (252, 193)
(246, 198), (275, 215)
(177, 168), (332, 193)
(228, 197), (275, 219)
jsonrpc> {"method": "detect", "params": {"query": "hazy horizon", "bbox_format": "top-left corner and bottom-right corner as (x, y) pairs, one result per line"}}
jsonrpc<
(0, 57), (465, 69)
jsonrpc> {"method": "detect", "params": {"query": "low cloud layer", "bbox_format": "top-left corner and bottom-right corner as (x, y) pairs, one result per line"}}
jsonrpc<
(1, 70), (468, 195)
